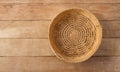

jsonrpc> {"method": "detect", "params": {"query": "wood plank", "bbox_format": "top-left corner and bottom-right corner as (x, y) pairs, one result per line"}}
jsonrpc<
(0, 38), (119, 56)
(0, 4), (119, 20)
(101, 21), (120, 38)
(0, 57), (119, 72)
(0, 21), (49, 38)
(0, 0), (119, 3)
(0, 39), (54, 56)
(0, 21), (119, 38)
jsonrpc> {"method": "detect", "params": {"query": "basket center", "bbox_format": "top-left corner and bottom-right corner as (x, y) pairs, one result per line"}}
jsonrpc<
(69, 29), (80, 41)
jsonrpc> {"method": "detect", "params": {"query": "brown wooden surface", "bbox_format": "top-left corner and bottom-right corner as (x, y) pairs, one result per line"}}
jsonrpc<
(0, 4), (119, 20)
(0, 0), (120, 3)
(0, 57), (119, 72)
(0, 0), (119, 72)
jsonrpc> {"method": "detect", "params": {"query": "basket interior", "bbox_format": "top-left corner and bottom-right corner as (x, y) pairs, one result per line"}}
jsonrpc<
(50, 10), (97, 58)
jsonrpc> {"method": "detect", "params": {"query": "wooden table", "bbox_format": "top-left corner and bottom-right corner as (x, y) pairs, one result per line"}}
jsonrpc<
(0, 0), (119, 72)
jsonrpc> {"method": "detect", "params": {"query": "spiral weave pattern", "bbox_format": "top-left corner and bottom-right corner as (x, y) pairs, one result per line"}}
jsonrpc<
(51, 11), (97, 57)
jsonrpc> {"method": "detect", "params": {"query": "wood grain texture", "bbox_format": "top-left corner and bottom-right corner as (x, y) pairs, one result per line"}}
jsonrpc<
(0, 38), (119, 56)
(0, 21), (119, 38)
(0, 4), (119, 20)
(0, 0), (119, 3)
(0, 0), (119, 72)
(0, 57), (119, 72)
(0, 39), (54, 56)
(102, 21), (120, 38)
(0, 21), (49, 38)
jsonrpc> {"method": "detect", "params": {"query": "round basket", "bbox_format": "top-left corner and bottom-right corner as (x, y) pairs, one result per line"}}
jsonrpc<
(49, 8), (102, 63)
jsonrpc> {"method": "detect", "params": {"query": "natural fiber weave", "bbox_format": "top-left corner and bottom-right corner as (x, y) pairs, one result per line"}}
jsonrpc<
(49, 9), (102, 63)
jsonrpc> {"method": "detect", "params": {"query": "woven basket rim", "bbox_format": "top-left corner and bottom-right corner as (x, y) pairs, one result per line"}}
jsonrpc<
(49, 8), (102, 63)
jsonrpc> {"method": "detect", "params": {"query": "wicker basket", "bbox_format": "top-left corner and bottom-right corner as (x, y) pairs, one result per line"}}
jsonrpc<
(49, 9), (102, 63)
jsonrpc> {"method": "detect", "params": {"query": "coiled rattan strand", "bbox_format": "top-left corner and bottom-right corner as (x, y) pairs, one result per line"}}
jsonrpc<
(49, 9), (102, 63)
